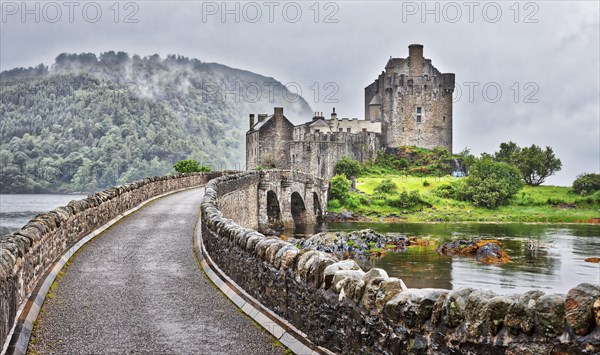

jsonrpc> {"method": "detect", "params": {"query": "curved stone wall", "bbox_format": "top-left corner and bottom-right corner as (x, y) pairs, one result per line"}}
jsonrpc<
(0, 172), (222, 351)
(201, 171), (600, 354)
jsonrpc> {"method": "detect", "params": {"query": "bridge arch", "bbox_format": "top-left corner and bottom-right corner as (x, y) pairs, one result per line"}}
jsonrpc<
(290, 192), (307, 225)
(313, 192), (322, 221)
(257, 170), (326, 231)
(266, 190), (282, 227)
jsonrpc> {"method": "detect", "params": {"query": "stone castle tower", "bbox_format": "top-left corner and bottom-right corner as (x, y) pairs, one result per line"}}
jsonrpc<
(364, 44), (455, 152)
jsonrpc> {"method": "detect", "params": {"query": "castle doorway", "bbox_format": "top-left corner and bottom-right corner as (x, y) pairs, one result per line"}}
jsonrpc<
(290, 192), (307, 226)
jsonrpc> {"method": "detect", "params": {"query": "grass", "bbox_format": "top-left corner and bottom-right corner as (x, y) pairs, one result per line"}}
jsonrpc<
(330, 174), (600, 223)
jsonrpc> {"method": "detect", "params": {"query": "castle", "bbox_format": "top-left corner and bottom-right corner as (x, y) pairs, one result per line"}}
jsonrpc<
(246, 44), (455, 179)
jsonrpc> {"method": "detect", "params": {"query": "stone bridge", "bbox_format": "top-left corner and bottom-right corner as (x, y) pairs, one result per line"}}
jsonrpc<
(257, 170), (327, 230)
(1, 170), (599, 355)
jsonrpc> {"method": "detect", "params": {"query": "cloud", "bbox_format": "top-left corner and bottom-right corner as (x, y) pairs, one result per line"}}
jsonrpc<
(1, 1), (598, 185)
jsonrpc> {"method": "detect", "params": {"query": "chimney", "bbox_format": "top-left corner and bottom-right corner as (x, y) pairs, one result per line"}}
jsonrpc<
(249, 114), (255, 129)
(331, 107), (337, 120)
(408, 44), (424, 77)
(274, 107), (283, 116)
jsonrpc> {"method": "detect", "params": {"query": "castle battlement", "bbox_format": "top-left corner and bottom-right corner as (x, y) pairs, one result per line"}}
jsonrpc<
(246, 44), (453, 179)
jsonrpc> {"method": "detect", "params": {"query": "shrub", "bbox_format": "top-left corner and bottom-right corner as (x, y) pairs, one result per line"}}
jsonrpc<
(423, 180), (430, 187)
(335, 157), (362, 178)
(329, 174), (351, 203)
(374, 179), (397, 194)
(461, 157), (524, 208)
(386, 189), (422, 209)
(573, 173), (600, 195)
(433, 182), (459, 199)
(328, 199), (341, 209)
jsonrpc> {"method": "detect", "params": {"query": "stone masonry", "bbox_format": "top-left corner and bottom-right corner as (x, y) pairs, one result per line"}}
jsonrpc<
(246, 44), (455, 180)
(0, 172), (222, 351)
(201, 171), (600, 354)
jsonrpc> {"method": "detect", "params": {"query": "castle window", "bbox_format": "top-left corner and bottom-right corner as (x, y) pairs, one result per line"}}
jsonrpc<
(339, 128), (343, 132)
(416, 107), (422, 123)
(362, 128), (368, 132)
(315, 129), (320, 133)
(425, 74), (429, 81)
(347, 128), (351, 133)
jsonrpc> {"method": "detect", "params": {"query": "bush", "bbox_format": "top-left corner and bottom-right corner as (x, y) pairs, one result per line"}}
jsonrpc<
(423, 180), (430, 187)
(432, 182), (460, 199)
(173, 159), (211, 173)
(461, 158), (524, 208)
(374, 179), (397, 194)
(328, 199), (341, 209)
(335, 157), (362, 178)
(329, 174), (351, 203)
(573, 173), (600, 195)
(386, 189), (423, 209)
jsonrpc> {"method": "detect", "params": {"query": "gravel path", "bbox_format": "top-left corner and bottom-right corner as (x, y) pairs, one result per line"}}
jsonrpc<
(28, 188), (285, 355)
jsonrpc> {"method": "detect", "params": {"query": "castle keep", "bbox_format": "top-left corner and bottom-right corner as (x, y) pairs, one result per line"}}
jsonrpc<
(246, 44), (455, 179)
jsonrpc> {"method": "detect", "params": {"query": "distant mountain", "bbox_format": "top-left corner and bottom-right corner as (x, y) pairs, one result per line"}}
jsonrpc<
(0, 51), (312, 193)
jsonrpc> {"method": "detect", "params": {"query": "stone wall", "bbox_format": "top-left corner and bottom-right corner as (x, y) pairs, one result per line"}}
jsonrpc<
(201, 171), (600, 354)
(364, 44), (454, 152)
(0, 172), (221, 351)
(286, 133), (380, 180)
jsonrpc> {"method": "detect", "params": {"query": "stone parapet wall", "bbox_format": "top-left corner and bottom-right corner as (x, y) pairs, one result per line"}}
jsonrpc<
(201, 171), (600, 354)
(0, 172), (221, 351)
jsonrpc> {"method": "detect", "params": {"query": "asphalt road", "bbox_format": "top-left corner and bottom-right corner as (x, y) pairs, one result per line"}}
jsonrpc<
(28, 188), (284, 354)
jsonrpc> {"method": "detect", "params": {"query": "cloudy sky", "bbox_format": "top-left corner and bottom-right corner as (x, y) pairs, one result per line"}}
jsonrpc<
(1, 1), (598, 185)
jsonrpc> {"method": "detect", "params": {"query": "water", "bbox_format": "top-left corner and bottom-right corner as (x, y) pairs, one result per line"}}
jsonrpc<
(292, 222), (600, 294)
(0, 194), (87, 236)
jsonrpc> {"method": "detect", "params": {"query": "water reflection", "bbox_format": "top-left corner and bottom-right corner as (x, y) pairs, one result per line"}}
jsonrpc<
(290, 222), (600, 294)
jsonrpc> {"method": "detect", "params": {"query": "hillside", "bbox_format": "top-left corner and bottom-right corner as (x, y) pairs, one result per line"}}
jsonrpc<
(0, 52), (312, 193)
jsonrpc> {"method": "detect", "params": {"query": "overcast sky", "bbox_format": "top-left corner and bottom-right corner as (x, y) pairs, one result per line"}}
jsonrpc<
(1, 1), (598, 185)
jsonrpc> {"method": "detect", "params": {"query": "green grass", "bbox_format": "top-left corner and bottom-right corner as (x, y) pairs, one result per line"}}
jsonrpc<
(329, 173), (600, 223)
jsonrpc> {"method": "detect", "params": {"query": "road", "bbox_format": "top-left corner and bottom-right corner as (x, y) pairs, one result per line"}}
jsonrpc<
(28, 188), (284, 354)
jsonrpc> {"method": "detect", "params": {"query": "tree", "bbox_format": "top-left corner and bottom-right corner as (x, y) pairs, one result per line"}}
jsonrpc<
(572, 173), (600, 195)
(513, 145), (562, 186)
(458, 147), (476, 174)
(334, 156), (361, 178)
(494, 141), (520, 164)
(173, 159), (210, 173)
(329, 174), (351, 203)
(461, 157), (524, 208)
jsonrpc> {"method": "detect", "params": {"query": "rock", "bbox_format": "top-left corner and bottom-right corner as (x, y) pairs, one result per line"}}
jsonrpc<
(443, 288), (475, 328)
(363, 268), (388, 284)
(535, 293), (565, 338)
(487, 295), (518, 336)
(385, 288), (447, 328)
(505, 290), (544, 335)
(375, 278), (407, 313)
(565, 283), (600, 335)
(323, 260), (362, 289)
(594, 297), (600, 326)
(332, 269), (364, 292)
(332, 269), (365, 301)
(436, 239), (510, 264)
(464, 290), (497, 337)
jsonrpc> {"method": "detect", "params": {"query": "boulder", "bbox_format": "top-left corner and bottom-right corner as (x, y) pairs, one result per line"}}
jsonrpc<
(565, 283), (600, 336)
(535, 293), (566, 338)
(323, 260), (362, 289)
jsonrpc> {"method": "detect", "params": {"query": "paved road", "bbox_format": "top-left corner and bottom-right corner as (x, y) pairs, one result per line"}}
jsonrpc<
(28, 188), (284, 355)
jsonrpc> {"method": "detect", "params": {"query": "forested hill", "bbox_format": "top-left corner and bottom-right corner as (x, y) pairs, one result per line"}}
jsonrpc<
(0, 52), (312, 193)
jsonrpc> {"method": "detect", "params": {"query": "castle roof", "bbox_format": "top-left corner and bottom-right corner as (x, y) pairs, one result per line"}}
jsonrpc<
(252, 115), (273, 130)
(369, 94), (382, 106)
(309, 119), (330, 128)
